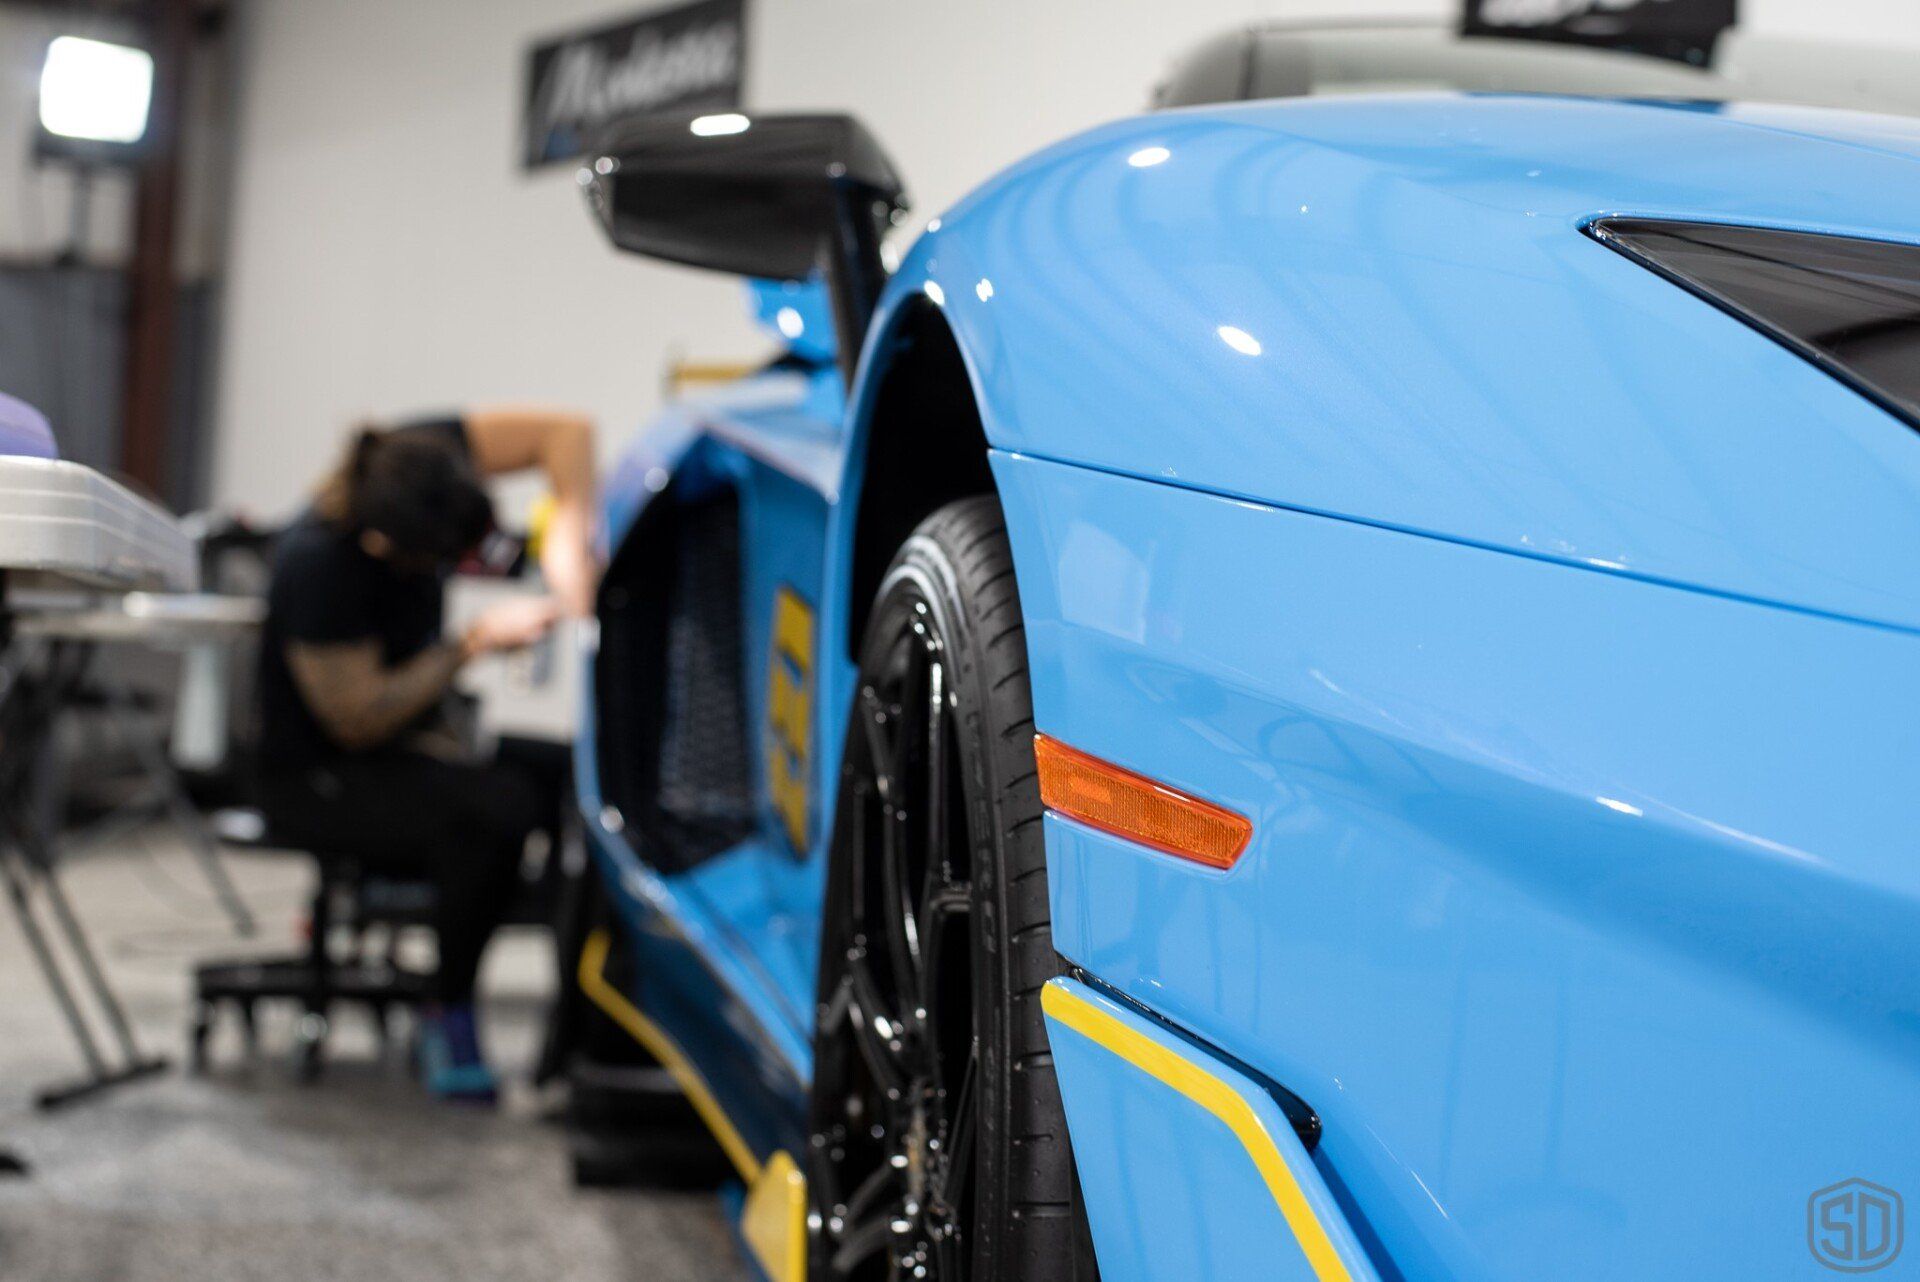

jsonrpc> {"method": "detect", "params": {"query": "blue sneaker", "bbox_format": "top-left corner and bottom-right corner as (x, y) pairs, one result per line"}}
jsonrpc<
(416, 1003), (498, 1103)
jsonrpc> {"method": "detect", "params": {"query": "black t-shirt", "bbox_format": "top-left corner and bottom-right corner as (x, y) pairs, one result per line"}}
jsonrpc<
(256, 417), (469, 773)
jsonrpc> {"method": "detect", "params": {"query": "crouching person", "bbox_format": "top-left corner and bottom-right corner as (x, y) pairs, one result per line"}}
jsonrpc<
(255, 408), (595, 1100)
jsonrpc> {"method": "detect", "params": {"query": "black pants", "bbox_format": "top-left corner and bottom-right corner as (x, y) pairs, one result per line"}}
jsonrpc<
(260, 742), (565, 1003)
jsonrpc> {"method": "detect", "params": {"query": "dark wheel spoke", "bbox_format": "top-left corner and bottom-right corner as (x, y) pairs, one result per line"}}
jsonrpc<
(818, 965), (853, 1036)
(879, 792), (923, 1020)
(921, 650), (948, 849)
(830, 1210), (897, 1274)
(916, 883), (971, 1020)
(841, 1160), (902, 1229)
(880, 630), (941, 1023)
(847, 777), (875, 939)
(844, 951), (911, 1101)
(809, 1141), (846, 1237)
(920, 884), (971, 935)
(857, 685), (896, 799)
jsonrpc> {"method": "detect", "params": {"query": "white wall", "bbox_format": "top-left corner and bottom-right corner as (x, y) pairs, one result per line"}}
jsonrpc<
(210, 0), (1920, 517)
(210, 0), (1461, 516)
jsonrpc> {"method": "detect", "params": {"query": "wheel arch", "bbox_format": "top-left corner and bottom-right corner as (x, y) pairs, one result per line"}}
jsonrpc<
(839, 293), (997, 657)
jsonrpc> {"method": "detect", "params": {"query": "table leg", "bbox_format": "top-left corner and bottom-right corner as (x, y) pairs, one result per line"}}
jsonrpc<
(0, 838), (110, 1081)
(112, 681), (256, 936)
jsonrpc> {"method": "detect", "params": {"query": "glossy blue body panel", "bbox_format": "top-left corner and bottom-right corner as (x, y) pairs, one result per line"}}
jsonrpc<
(747, 277), (837, 365)
(579, 363), (849, 1122)
(900, 95), (1920, 632)
(578, 94), (1920, 1277)
(996, 450), (1920, 1281)
(574, 667), (811, 1160)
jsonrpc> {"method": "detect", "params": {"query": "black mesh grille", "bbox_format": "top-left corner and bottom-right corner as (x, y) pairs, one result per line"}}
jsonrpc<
(595, 486), (754, 871)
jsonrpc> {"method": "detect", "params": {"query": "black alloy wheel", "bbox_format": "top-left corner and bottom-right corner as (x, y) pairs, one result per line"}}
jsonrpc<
(807, 498), (1097, 1281)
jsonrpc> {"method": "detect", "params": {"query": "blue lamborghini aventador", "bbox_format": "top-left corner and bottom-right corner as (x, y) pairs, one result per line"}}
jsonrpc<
(567, 33), (1920, 1282)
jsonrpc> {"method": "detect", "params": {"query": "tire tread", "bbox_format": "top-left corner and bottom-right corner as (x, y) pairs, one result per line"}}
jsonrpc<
(898, 497), (1095, 1279)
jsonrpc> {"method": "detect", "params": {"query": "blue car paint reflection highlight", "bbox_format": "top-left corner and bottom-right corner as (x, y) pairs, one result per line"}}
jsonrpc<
(1215, 324), (1262, 356)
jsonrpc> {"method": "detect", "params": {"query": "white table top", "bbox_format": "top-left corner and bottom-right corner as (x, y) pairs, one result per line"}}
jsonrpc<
(0, 457), (195, 593)
(11, 591), (263, 643)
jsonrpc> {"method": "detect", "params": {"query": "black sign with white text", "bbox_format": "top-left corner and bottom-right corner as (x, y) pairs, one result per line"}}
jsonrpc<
(521, 0), (746, 170)
(1463, 0), (1736, 65)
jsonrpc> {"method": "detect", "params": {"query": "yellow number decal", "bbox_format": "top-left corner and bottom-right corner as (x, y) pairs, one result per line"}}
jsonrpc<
(767, 586), (814, 853)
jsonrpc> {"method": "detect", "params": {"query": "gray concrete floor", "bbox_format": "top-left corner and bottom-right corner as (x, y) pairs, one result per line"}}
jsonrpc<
(0, 830), (743, 1282)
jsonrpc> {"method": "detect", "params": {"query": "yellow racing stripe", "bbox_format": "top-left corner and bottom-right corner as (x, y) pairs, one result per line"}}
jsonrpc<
(1041, 981), (1354, 1282)
(576, 928), (762, 1183)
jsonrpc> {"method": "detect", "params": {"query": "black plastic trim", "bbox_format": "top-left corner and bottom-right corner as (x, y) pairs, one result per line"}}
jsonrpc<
(1061, 961), (1323, 1151)
(1590, 217), (1920, 436)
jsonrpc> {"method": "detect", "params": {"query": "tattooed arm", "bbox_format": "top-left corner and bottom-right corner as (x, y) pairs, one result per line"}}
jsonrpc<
(283, 597), (559, 752)
(285, 639), (466, 753)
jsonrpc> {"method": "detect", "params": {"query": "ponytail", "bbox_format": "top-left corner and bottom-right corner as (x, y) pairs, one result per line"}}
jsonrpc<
(314, 421), (387, 524)
(348, 426), (382, 482)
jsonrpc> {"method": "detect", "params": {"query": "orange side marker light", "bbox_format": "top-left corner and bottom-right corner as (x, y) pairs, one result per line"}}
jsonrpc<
(1034, 734), (1252, 869)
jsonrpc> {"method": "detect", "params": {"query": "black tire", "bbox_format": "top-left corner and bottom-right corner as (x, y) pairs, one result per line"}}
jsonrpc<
(808, 497), (1097, 1280)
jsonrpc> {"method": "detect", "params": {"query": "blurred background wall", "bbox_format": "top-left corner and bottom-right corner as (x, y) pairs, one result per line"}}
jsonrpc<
(211, 0), (1467, 520)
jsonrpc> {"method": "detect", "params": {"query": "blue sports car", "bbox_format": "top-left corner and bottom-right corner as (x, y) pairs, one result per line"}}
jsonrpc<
(568, 42), (1920, 1282)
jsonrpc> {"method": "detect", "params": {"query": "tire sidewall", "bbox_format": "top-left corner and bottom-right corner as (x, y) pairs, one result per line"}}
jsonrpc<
(868, 531), (1022, 1275)
(810, 497), (1071, 1280)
